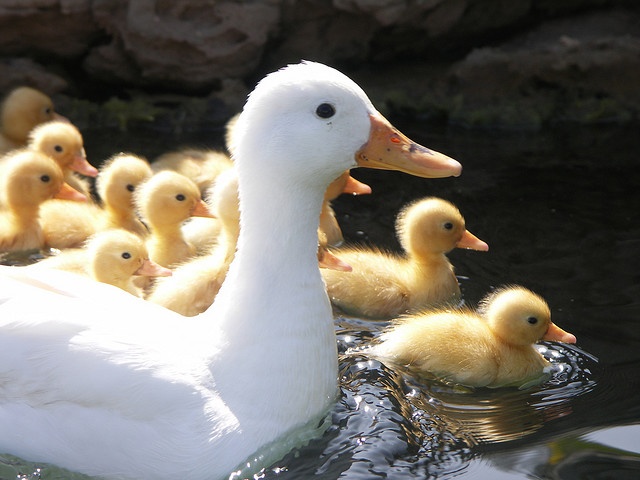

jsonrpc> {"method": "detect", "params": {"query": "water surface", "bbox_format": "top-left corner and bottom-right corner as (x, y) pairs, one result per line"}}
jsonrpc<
(1, 123), (639, 479)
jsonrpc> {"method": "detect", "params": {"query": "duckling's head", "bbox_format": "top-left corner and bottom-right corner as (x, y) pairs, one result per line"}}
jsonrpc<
(135, 171), (212, 227)
(479, 286), (576, 346)
(396, 197), (488, 257)
(97, 153), (152, 211)
(27, 121), (95, 176)
(87, 229), (171, 281)
(0, 149), (64, 207)
(1, 87), (65, 144)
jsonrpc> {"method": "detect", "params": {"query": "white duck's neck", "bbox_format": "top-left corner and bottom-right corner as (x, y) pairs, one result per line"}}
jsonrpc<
(206, 170), (338, 436)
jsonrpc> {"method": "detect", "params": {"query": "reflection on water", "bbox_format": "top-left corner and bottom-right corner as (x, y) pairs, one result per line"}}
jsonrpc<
(2, 124), (640, 479)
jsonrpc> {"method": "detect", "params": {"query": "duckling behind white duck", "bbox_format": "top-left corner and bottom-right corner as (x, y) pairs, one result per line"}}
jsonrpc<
(27, 120), (98, 195)
(0, 86), (68, 153)
(135, 170), (214, 268)
(31, 229), (171, 297)
(0, 149), (83, 252)
(322, 197), (488, 319)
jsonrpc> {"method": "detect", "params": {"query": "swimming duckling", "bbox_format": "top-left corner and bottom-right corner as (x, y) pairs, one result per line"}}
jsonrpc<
(27, 120), (97, 195)
(32, 229), (171, 297)
(367, 286), (577, 388)
(0, 150), (84, 252)
(135, 170), (214, 268)
(146, 169), (240, 315)
(0, 86), (68, 153)
(96, 153), (152, 235)
(322, 197), (488, 319)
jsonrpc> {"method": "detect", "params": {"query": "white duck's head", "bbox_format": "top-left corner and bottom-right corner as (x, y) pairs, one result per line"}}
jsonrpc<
(230, 61), (462, 196)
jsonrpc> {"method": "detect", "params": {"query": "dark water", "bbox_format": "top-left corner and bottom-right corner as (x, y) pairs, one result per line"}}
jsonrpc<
(2, 123), (640, 479)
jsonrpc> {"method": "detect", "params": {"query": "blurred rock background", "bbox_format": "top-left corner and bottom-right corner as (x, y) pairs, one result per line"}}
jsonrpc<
(1, 0), (639, 131)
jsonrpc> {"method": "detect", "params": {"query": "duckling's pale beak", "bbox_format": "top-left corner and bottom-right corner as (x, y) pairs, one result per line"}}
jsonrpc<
(543, 322), (577, 344)
(342, 175), (372, 195)
(318, 248), (352, 272)
(71, 151), (98, 177)
(135, 259), (172, 277)
(355, 112), (462, 178)
(52, 112), (71, 123)
(191, 199), (216, 218)
(456, 230), (489, 251)
(54, 182), (87, 202)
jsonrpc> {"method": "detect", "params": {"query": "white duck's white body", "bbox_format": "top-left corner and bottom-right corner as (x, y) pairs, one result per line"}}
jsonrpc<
(0, 61), (461, 479)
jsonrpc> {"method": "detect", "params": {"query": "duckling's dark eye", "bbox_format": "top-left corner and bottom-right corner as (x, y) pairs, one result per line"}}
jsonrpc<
(121, 252), (131, 260)
(316, 103), (335, 119)
(126, 184), (135, 192)
(40, 175), (51, 183)
(527, 316), (538, 325)
(54, 145), (63, 153)
(176, 194), (186, 201)
(443, 222), (454, 230)
(44, 107), (52, 115)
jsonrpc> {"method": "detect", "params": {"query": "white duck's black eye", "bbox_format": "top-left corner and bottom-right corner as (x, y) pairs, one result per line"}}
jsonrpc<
(54, 145), (63, 153)
(121, 252), (132, 260)
(126, 184), (135, 192)
(176, 194), (186, 201)
(40, 174), (51, 183)
(443, 222), (454, 230)
(316, 103), (335, 119)
(527, 316), (538, 325)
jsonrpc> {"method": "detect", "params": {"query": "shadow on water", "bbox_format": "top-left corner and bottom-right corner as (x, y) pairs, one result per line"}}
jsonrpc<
(2, 123), (640, 479)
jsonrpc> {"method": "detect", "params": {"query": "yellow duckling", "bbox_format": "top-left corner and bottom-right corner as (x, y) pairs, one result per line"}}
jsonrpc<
(0, 86), (68, 153)
(96, 153), (153, 235)
(32, 229), (172, 297)
(152, 148), (234, 195)
(322, 197), (488, 319)
(146, 168), (240, 315)
(27, 120), (98, 195)
(0, 150), (84, 252)
(368, 286), (577, 388)
(39, 153), (153, 249)
(135, 170), (214, 268)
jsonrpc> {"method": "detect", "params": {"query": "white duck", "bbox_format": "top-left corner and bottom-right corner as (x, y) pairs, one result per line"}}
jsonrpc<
(0, 61), (461, 480)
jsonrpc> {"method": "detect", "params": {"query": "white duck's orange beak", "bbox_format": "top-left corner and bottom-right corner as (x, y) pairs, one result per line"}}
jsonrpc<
(54, 182), (87, 202)
(456, 230), (489, 251)
(342, 175), (372, 195)
(355, 113), (462, 178)
(71, 151), (98, 177)
(543, 322), (577, 344)
(191, 199), (216, 218)
(135, 259), (173, 277)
